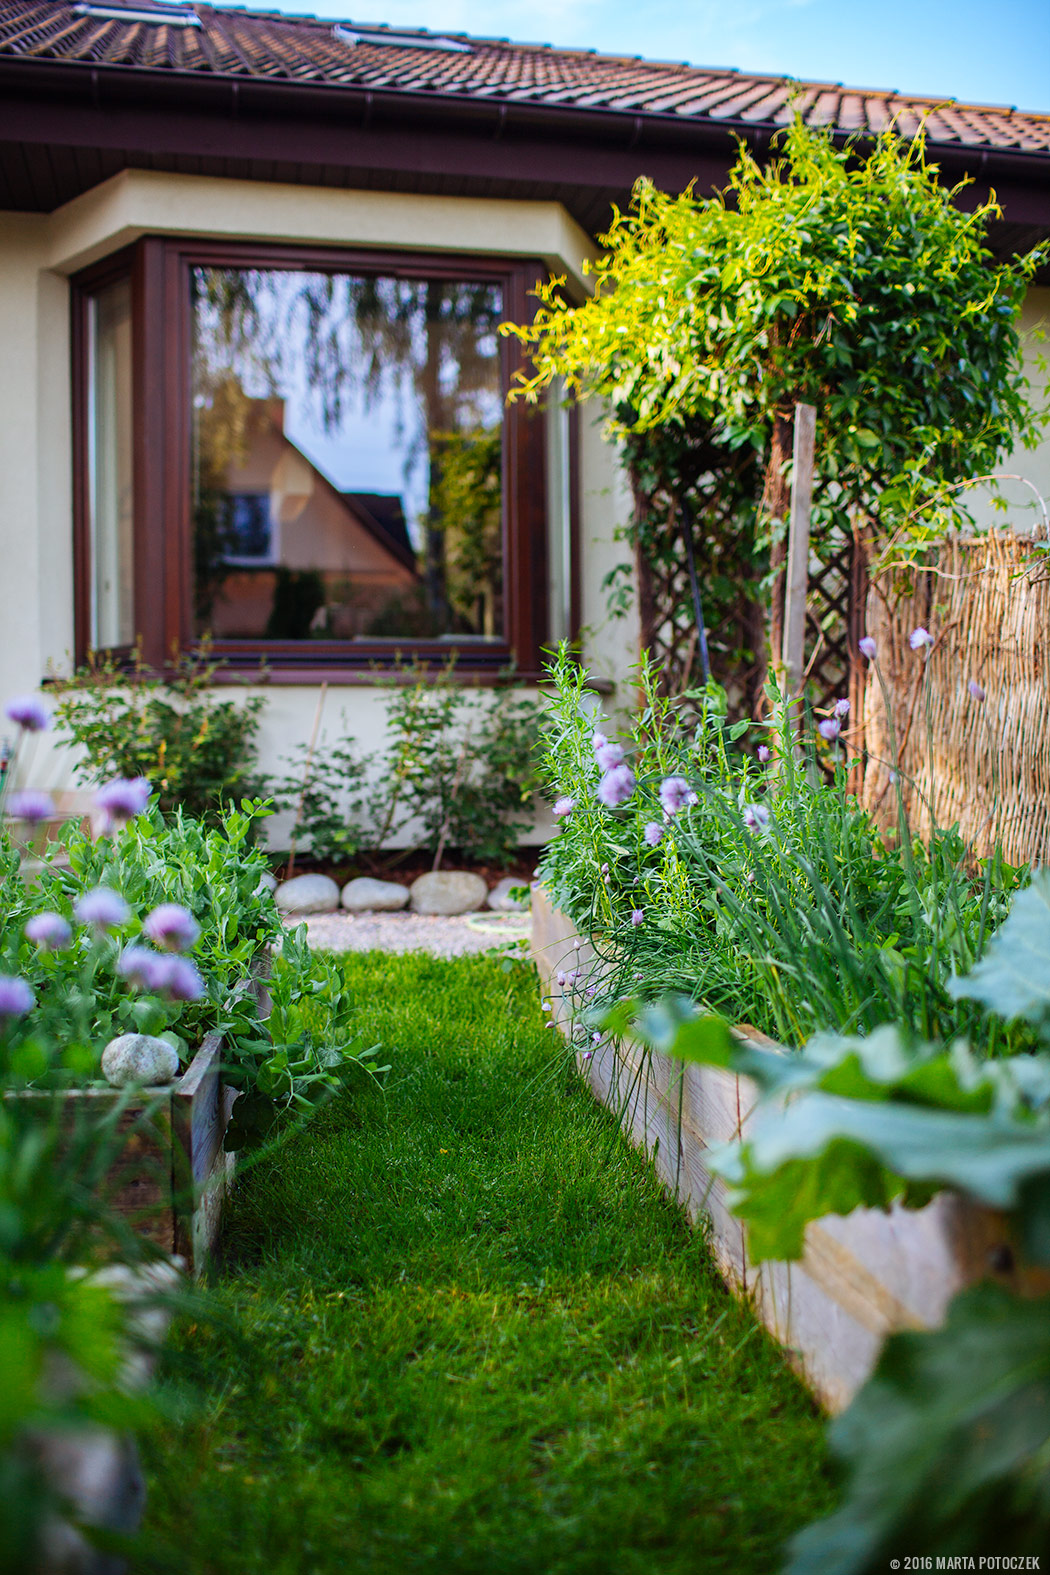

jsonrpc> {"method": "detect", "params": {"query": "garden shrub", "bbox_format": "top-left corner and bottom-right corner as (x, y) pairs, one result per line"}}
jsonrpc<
(51, 645), (266, 825)
(272, 663), (546, 869)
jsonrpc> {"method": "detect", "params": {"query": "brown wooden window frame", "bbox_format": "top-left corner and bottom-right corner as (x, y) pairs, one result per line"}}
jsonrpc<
(73, 236), (571, 684)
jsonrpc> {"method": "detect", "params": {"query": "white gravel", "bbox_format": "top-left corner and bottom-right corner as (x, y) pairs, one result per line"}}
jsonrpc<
(287, 909), (532, 958)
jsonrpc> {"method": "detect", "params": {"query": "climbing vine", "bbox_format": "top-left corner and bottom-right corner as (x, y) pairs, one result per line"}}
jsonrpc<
(505, 118), (1043, 683)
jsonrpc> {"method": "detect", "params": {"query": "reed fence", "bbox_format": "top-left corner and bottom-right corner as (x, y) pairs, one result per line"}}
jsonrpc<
(861, 529), (1050, 867)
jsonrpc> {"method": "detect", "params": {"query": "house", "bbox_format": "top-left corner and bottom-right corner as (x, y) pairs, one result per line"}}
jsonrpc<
(0, 0), (1047, 807)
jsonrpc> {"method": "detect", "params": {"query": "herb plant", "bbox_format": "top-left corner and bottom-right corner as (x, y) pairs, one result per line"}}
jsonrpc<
(539, 646), (1026, 1051)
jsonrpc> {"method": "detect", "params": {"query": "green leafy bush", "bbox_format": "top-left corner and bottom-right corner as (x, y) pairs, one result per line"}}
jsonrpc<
(273, 666), (546, 869)
(51, 646), (266, 824)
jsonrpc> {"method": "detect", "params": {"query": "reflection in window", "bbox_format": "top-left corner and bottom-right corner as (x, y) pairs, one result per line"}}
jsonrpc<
(190, 268), (505, 644)
(87, 277), (134, 648)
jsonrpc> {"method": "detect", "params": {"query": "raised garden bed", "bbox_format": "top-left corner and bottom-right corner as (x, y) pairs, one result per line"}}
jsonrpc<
(6, 1033), (235, 1275)
(531, 885), (1031, 1412)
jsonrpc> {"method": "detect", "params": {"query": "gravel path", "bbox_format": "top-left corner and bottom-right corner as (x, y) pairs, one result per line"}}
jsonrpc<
(288, 908), (532, 958)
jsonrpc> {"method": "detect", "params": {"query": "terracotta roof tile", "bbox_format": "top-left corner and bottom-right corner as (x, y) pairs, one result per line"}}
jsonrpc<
(0, 0), (1047, 155)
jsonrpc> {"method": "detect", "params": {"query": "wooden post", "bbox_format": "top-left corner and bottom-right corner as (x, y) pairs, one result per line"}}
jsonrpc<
(783, 403), (816, 700)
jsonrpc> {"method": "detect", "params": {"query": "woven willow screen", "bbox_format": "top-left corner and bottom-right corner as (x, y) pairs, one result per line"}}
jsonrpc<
(862, 531), (1050, 867)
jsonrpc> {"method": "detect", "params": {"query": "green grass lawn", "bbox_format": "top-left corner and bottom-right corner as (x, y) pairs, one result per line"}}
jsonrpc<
(139, 951), (835, 1574)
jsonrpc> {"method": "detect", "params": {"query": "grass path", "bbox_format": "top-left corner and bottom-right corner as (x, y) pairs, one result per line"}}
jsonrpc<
(140, 952), (834, 1573)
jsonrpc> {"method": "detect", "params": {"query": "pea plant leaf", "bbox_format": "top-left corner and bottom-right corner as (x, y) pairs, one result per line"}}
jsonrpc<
(948, 867), (1050, 1033)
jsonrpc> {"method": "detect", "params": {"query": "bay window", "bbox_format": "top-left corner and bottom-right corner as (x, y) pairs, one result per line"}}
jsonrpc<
(73, 240), (571, 680)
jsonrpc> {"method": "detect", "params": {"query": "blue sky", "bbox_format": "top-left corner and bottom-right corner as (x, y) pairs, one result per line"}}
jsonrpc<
(228, 0), (1050, 112)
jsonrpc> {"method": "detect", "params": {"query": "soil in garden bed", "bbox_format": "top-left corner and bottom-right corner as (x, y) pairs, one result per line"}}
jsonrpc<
(139, 952), (836, 1574)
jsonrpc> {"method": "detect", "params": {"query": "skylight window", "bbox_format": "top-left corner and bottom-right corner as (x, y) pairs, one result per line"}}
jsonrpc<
(74, 1), (200, 25)
(333, 24), (471, 54)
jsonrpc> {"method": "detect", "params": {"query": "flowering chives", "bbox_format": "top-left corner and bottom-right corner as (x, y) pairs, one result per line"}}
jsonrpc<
(817, 718), (841, 742)
(858, 637), (877, 661)
(658, 776), (696, 816)
(5, 695), (50, 732)
(643, 821), (664, 847)
(595, 741), (625, 771)
(968, 679), (986, 701)
(552, 796), (576, 819)
(25, 912), (72, 951)
(757, 745), (770, 763)
(95, 777), (152, 829)
(143, 903), (200, 953)
(6, 790), (55, 823)
(909, 627), (934, 651)
(74, 887), (130, 930)
(596, 764), (635, 807)
(0, 975), (34, 1018)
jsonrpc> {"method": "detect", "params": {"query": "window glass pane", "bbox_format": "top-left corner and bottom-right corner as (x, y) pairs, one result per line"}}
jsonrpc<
(190, 267), (505, 644)
(88, 277), (134, 648)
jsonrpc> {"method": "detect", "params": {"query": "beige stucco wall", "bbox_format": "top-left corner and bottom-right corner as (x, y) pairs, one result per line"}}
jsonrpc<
(964, 286), (1050, 534)
(0, 174), (626, 842)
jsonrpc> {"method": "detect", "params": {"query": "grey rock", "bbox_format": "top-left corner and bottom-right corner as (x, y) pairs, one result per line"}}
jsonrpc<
(341, 877), (410, 913)
(101, 1034), (179, 1089)
(487, 876), (529, 912)
(275, 873), (340, 915)
(255, 871), (278, 895)
(409, 870), (488, 916)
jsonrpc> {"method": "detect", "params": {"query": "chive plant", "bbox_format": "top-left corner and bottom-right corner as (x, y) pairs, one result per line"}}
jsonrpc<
(538, 646), (1029, 1054)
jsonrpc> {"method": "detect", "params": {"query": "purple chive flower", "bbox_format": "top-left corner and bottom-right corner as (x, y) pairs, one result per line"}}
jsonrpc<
(117, 945), (168, 992)
(5, 695), (50, 733)
(582, 1049), (594, 1060)
(833, 698), (851, 719)
(742, 803), (770, 833)
(595, 741), (625, 772)
(95, 777), (152, 829)
(143, 903), (199, 953)
(659, 776), (696, 816)
(591, 1031), (601, 1045)
(631, 909), (644, 927)
(164, 957), (205, 1003)
(597, 765), (635, 808)
(968, 679), (986, 701)
(591, 731), (608, 751)
(552, 796), (576, 819)
(0, 975), (35, 1018)
(74, 887), (130, 931)
(818, 718), (841, 742)
(25, 911), (72, 951)
(858, 637), (877, 661)
(643, 821), (664, 848)
(6, 790), (55, 824)
(545, 1020), (555, 1030)
(556, 971), (566, 988)
(757, 745), (770, 764)
(909, 627), (934, 651)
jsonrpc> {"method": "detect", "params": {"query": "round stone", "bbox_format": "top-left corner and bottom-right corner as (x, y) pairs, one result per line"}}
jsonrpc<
(341, 877), (410, 913)
(486, 876), (529, 913)
(409, 871), (488, 916)
(274, 873), (340, 915)
(255, 871), (278, 895)
(101, 1034), (180, 1089)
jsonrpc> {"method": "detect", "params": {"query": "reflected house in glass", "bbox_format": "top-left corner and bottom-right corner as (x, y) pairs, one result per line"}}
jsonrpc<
(0, 0), (1047, 820)
(196, 396), (420, 642)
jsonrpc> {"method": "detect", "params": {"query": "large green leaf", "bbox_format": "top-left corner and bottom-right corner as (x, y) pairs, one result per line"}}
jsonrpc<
(949, 868), (1050, 1030)
(786, 1284), (1050, 1571)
